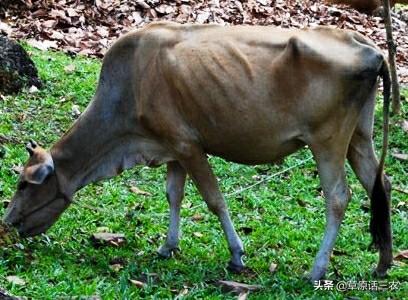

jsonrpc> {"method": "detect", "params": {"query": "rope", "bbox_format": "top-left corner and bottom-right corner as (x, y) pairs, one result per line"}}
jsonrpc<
(225, 156), (314, 197)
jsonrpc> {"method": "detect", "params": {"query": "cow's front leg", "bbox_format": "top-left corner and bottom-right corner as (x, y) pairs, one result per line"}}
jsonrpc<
(158, 161), (187, 258)
(180, 149), (245, 272)
(310, 149), (351, 281)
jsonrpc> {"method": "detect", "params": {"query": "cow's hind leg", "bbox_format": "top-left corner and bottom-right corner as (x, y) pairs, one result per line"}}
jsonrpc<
(347, 110), (392, 277)
(310, 145), (351, 281)
(158, 161), (187, 258)
(179, 148), (245, 272)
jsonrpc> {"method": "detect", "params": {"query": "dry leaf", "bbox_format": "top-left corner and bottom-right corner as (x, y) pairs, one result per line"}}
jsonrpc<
(96, 226), (110, 233)
(136, 0), (150, 9)
(42, 19), (57, 28)
(391, 152), (408, 161)
(402, 120), (408, 133)
(182, 202), (192, 209)
(72, 104), (81, 116)
(6, 276), (26, 286)
(11, 165), (23, 174)
(64, 64), (76, 73)
(238, 291), (249, 300)
(66, 8), (79, 17)
(193, 232), (203, 238)
(129, 279), (146, 288)
(176, 288), (189, 297)
(269, 262), (278, 273)
(394, 250), (408, 261)
(50, 31), (64, 40)
(130, 186), (152, 196)
(110, 263), (124, 272)
(28, 85), (39, 93)
(0, 21), (12, 35)
(216, 280), (262, 295)
(196, 11), (210, 24)
(0, 220), (20, 247)
(191, 213), (204, 221)
(27, 39), (58, 51)
(91, 232), (126, 247)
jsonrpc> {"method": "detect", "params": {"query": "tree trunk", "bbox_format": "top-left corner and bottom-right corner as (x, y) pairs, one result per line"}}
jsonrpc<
(0, 35), (42, 95)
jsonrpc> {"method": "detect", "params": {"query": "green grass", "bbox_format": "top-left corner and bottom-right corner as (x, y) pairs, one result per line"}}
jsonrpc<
(0, 48), (407, 299)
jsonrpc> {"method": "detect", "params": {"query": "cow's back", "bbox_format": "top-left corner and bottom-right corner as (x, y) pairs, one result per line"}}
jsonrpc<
(110, 23), (384, 164)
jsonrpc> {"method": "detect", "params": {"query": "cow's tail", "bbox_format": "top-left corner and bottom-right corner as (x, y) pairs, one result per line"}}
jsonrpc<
(369, 60), (392, 257)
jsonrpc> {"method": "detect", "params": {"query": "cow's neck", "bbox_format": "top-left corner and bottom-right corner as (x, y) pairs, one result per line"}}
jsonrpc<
(50, 103), (139, 196)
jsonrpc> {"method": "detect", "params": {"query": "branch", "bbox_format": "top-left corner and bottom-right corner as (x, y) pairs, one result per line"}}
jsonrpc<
(382, 0), (401, 114)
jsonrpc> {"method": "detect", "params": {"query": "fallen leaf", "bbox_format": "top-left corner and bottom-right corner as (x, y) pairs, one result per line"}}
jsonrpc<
(391, 152), (408, 161)
(256, 0), (268, 5)
(131, 11), (143, 25)
(196, 11), (210, 24)
(216, 280), (262, 295)
(401, 120), (408, 133)
(28, 85), (39, 93)
(130, 186), (152, 196)
(42, 19), (57, 28)
(0, 220), (20, 247)
(193, 232), (203, 238)
(394, 250), (408, 261)
(6, 276), (26, 286)
(66, 8), (79, 17)
(64, 64), (76, 73)
(11, 165), (23, 174)
(129, 279), (146, 288)
(50, 31), (65, 40)
(91, 232), (126, 247)
(176, 287), (189, 297)
(72, 104), (81, 117)
(110, 263), (123, 272)
(395, 201), (404, 208)
(238, 291), (249, 300)
(96, 226), (110, 233)
(27, 39), (58, 51)
(136, 0), (150, 9)
(191, 213), (204, 221)
(269, 262), (278, 273)
(182, 202), (192, 209)
(0, 21), (12, 36)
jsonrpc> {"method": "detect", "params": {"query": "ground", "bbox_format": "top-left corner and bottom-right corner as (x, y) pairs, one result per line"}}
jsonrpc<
(0, 47), (407, 299)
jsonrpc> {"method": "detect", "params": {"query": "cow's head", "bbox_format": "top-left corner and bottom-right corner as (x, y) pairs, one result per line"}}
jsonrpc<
(3, 141), (71, 237)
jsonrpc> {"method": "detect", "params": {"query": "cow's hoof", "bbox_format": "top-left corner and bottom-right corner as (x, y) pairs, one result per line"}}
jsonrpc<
(308, 267), (327, 282)
(303, 273), (325, 284)
(227, 260), (245, 274)
(157, 245), (179, 258)
(373, 267), (389, 278)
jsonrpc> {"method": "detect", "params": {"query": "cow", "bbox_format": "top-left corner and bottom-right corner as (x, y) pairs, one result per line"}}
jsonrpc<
(3, 22), (395, 281)
(326, 0), (408, 14)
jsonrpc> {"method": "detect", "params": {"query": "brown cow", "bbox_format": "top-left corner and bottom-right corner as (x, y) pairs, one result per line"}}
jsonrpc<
(326, 0), (408, 14)
(3, 22), (394, 281)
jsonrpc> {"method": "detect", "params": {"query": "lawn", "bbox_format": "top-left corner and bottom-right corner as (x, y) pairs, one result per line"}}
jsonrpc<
(0, 47), (407, 299)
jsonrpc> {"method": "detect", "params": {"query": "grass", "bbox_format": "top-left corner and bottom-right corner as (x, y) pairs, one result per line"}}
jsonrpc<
(0, 47), (407, 299)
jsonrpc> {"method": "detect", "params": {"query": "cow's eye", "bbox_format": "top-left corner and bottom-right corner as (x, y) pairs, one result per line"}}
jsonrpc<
(17, 181), (28, 190)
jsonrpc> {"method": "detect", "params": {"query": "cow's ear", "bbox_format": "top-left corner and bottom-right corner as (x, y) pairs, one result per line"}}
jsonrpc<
(22, 141), (54, 184)
(24, 164), (54, 184)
